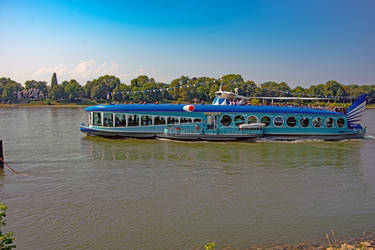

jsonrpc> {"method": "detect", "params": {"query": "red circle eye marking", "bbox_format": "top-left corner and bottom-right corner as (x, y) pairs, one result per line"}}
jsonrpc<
(189, 105), (195, 111)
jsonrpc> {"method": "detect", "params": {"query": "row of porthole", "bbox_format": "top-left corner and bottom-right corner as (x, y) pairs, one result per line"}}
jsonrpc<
(220, 115), (346, 128)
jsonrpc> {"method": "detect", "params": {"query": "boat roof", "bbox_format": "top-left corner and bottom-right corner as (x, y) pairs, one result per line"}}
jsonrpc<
(86, 104), (341, 115)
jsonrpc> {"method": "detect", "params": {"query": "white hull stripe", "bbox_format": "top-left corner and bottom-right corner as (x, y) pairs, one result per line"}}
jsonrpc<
(347, 102), (366, 115)
(346, 95), (366, 127)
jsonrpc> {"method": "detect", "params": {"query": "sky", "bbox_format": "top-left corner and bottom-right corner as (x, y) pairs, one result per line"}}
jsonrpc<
(1, 0), (375, 87)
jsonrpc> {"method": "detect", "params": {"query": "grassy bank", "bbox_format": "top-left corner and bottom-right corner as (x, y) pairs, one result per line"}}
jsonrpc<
(206, 233), (375, 249)
(0, 103), (90, 108)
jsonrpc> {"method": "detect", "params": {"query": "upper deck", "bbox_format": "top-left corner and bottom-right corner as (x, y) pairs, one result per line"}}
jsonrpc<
(86, 104), (341, 116)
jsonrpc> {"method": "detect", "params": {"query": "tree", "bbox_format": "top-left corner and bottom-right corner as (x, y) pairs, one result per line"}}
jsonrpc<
(112, 84), (130, 101)
(293, 86), (305, 96)
(1, 82), (22, 103)
(90, 82), (108, 100)
(64, 79), (84, 102)
(325, 80), (347, 97)
(309, 84), (325, 96)
(84, 75), (121, 100)
(51, 72), (58, 87)
(0, 203), (16, 249)
(130, 75), (154, 88)
(220, 74), (243, 84)
(48, 85), (65, 100)
(0, 78), (21, 100)
(24, 80), (48, 93)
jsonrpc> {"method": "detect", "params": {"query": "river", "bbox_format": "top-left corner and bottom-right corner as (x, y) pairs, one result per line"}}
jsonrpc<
(1, 108), (375, 249)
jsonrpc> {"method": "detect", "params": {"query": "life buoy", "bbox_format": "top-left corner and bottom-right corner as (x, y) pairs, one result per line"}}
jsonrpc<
(183, 105), (195, 112)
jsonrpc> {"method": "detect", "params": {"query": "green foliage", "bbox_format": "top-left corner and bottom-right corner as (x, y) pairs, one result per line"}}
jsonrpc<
(64, 79), (84, 102)
(86, 75), (121, 100)
(48, 85), (65, 100)
(130, 75), (155, 88)
(204, 241), (216, 250)
(24, 80), (48, 92)
(250, 98), (260, 105)
(0, 204), (16, 250)
(0, 78), (22, 103)
(51, 72), (58, 87)
(1, 75), (375, 104)
(325, 80), (347, 97)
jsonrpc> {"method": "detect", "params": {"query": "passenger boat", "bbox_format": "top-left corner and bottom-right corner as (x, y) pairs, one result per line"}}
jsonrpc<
(80, 89), (367, 141)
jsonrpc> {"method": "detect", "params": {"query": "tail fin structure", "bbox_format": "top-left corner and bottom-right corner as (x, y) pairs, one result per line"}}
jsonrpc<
(346, 94), (367, 129)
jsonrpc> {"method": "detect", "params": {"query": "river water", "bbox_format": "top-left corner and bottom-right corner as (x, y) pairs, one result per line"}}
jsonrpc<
(0, 108), (375, 249)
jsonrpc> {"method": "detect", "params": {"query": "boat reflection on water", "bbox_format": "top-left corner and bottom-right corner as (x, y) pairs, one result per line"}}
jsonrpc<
(81, 136), (363, 172)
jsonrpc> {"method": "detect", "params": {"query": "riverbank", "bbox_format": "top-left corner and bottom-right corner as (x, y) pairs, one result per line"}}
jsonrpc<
(220, 234), (375, 249)
(0, 103), (90, 108)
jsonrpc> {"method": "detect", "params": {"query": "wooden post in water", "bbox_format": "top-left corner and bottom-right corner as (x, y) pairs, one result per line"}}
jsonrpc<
(0, 140), (3, 169)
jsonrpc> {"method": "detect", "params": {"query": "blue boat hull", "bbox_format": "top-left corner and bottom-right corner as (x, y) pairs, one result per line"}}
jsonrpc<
(80, 124), (365, 141)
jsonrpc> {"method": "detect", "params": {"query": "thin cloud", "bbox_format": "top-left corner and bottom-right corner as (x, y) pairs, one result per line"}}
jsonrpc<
(32, 64), (68, 78)
(32, 60), (132, 84)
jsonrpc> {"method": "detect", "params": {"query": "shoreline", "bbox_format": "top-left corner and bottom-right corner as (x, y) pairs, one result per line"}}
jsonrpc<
(220, 234), (375, 249)
(0, 104), (90, 108)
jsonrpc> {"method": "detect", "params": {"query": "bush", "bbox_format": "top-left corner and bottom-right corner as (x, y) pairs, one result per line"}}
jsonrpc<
(0, 203), (16, 249)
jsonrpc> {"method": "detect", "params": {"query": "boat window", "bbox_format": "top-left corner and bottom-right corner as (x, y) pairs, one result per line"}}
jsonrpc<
(273, 116), (283, 127)
(286, 117), (297, 127)
(233, 115), (245, 126)
(141, 115), (153, 126)
(154, 116), (166, 125)
(325, 117), (334, 128)
(167, 117), (179, 124)
(300, 117), (309, 127)
(193, 118), (202, 123)
(128, 114), (139, 126)
(337, 118), (345, 128)
(93, 112), (102, 126)
(220, 115), (232, 126)
(103, 112), (113, 127)
(207, 115), (217, 129)
(115, 114), (127, 127)
(180, 117), (193, 123)
(247, 115), (258, 124)
(260, 116), (271, 126)
(313, 117), (322, 128)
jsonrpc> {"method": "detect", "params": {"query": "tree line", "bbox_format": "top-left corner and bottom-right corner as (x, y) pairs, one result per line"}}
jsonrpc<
(1, 73), (375, 104)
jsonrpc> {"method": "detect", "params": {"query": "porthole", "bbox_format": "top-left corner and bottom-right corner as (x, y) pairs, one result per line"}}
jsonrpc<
(300, 117), (309, 127)
(273, 116), (284, 127)
(260, 116), (271, 126)
(234, 115), (245, 126)
(286, 117), (297, 127)
(325, 117), (334, 128)
(337, 118), (345, 128)
(247, 115), (258, 124)
(312, 117), (322, 128)
(220, 115), (232, 126)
